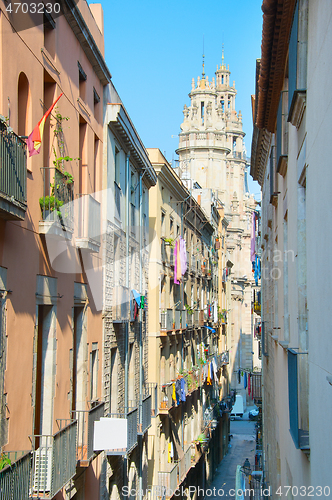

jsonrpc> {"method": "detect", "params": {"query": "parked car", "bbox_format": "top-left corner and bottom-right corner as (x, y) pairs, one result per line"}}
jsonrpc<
(230, 395), (244, 419)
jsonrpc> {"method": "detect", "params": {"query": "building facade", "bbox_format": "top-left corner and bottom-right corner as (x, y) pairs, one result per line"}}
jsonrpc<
(251, 0), (332, 495)
(176, 57), (256, 404)
(147, 149), (231, 499)
(0, 1), (111, 498)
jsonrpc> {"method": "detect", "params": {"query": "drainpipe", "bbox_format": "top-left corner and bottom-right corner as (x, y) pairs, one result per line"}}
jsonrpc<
(180, 202), (185, 452)
(138, 172), (143, 500)
(125, 152), (130, 415)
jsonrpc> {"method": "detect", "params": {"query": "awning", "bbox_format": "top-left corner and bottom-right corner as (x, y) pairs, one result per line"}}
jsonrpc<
(131, 289), (141, 306)
(205, 326), (216, 333)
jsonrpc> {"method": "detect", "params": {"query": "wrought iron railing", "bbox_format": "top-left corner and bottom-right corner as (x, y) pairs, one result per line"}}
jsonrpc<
(72, 401), (104, 463)
(177, 445), (192, 483)
(127, 408), (138, 452)
(194, 310), (199, 326)
(174, 310), (181, 330)
(181, 310), (186, 329)
(40, 166), (74, 231)
(0, 451), (31, 500)
(166, 309), (173, 330)
(159, 383), (174, 412)
(187, 312), (193, 328)
(158, 463), (177, 497)
(141, 394), (152, 434)
(31, 420), (77, 499)
(0, 120), (27, 210)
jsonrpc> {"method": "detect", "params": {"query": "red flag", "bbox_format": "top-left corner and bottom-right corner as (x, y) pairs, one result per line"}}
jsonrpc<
(27, 93), (63, 157)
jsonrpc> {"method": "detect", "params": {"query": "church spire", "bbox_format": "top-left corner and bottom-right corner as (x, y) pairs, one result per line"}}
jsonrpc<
(222, 44), (225, 67)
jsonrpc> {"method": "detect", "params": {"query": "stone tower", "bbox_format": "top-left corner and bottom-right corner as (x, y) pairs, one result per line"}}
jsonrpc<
(176, 51), (256, 401)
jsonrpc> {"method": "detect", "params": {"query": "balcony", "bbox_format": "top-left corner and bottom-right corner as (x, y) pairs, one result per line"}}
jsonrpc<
(194, 310), (199, 327)
(0, 451), (31, 500)
(217, 350), (229, 367)
(39, 167), (74, 239)
(113, 285), (129, 322)
(158, 463), (177, 498)
(187, 312), (193, 328)
(72, 401), (104, 466)
(76, 194), (101, 253)
(0, 119), (27, 220)
(159, 383), (174, 413)
(181, 310), (186, 329)
(138, 394), (152, 435)
(177, 445), (192, 484)
(199, 310), (204, 326)
(161, 239), (167, 263)
(31, 420), (77, 499)
(174, 309), (181, 330)
(160, 308), (174, 332)
(251, 373), (262, 400)
(94, 408), (138, 455)
(190, 255), (196, 274)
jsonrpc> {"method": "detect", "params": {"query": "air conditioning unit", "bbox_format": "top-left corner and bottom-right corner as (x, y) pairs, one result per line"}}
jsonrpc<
(33, 447), (53, 493)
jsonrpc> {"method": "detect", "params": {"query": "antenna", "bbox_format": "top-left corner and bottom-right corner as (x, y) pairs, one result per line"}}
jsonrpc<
(202, 35), (205, 78)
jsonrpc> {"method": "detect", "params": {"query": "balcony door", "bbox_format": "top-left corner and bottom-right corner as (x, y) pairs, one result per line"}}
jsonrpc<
(34, 305), (56, 443)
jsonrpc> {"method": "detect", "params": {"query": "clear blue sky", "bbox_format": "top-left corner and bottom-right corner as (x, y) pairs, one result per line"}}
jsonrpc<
(95, 0), (263, 198)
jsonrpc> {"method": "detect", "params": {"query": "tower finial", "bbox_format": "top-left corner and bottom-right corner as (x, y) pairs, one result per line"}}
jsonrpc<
(222, 44), (224, 67)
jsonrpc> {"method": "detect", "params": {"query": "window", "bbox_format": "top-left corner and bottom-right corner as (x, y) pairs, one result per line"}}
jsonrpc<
(115, 147), (120, 186)
(201, 102), (204, 125)
(288, 0), (308, 124)
(170, 217), (174, 237)
(93, 87), (100, 120)
(78, 61), (87, 102)
(90, 343), (98, 402)
(161, 211), (166, 237)
(110, 348), (118, 413)
(221, 100), (224, 112)
(18, 72), (29, 137)
(43, 11), (56, 58)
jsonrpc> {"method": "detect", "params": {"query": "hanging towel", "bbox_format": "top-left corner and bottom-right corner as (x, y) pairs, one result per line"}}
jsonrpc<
(244, 372), (247, 389)
(248, 374), (251, 397)
(207, 364), (212, 385)
(174, 241), (179, 284)
(176, 239), (181, 282)
(172, 383), (176, 402)
(175, 379), (181, 405)
(238, 369), (241, 384)
(180, 377), (186, 402)
(212, 357), (218, 382)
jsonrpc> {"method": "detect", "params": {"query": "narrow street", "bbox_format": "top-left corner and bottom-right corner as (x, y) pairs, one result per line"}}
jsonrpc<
(205, 408), (257, 499)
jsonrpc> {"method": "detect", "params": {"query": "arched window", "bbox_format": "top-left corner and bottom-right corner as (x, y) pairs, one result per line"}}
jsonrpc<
(17, 72), (30, 137)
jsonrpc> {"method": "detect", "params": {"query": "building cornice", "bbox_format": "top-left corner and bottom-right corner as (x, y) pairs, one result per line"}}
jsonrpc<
(107, 104), (157, 187)
(61, 0), (112, 85)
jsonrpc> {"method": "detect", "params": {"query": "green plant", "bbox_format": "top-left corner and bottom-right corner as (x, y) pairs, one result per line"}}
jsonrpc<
(164, 237), (175, 248)
(39, 195), (64, 217)
(185, 304), (193, 315)
(0, 453), (11, 471)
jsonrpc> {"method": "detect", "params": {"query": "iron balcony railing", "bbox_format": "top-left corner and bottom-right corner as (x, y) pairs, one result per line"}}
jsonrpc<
(76, 194), (101, 252)
(40, 166), (74, 232)
(159, 383), (174, 412)
(0, 451), (31, 500)
(194, 310), (199, 326)
(31, 420), (77, 499)
(106, 408), (138, 454)
(161, 239), (167, 263)
(140, 394), (152, 435)
(181, 310), (186, 329)
(158, 463), (177, 498)
(0, 119), (27, 218)
(72, 401), (105, 465)
(177, 445), (192, 483)
(251, 373), (262, 400)
(199, 310), (204, 326)
(114, 181), (121, 220)
(166, 308), (174, 330)
(190, 255), (196, 273)
(145, 383), (158, 417)
(174, 310), (181, 330)
(187, 312), (193, 328)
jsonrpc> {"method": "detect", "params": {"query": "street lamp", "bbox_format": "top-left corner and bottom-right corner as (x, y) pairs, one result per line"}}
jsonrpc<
(242, 458), (251, 476)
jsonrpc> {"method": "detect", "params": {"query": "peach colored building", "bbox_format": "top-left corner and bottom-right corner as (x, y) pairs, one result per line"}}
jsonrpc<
(0, 1), (110, 498)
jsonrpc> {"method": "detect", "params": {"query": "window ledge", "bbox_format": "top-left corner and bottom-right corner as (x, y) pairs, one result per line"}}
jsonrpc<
(288, 90), (306, 129)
